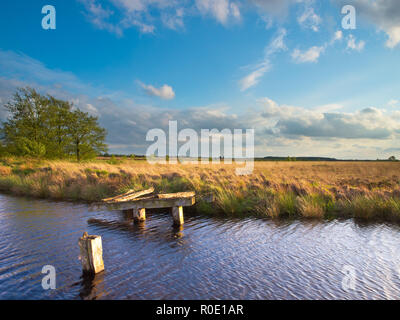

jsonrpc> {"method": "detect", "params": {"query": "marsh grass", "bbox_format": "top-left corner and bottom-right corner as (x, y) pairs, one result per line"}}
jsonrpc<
(1, 157), (400, 222)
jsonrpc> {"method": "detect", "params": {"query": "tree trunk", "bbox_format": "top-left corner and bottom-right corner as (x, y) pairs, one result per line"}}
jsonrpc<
(76, 142), (80, 162)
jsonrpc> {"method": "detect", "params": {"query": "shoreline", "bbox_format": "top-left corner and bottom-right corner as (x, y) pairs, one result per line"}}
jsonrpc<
(1, 158), (400, 223)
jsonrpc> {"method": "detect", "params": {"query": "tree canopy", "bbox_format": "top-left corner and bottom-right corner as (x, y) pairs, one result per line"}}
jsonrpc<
(1, 87), (107, 161)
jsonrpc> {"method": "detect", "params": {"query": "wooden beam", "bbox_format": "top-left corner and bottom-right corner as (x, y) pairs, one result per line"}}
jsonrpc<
(101, 187), (154, 203)
(91, 192), (195, 211)
(157, 192), (195, 199)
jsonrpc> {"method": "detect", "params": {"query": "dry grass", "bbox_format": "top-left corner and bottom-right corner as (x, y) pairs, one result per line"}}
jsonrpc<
(1, 157), (400, 222)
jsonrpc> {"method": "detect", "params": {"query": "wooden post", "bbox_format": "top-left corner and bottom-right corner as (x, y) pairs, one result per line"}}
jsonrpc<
(133, 208), (146, 222)
(78, 232), (104, 274)
(171, 206), (184, 225)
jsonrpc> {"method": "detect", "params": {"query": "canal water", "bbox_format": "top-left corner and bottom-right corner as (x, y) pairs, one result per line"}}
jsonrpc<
(0, 193), (399, 300)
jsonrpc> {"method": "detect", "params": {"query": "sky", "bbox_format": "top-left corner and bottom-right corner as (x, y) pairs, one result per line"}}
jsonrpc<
(0, 0), (399, 159)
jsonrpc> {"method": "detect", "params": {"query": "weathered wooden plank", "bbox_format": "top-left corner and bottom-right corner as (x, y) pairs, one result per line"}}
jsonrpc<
(91, 195), (195, 211)
(101, 189), (135, 202)
(157, 191), (195, 199)
(101, 187), (154, 203)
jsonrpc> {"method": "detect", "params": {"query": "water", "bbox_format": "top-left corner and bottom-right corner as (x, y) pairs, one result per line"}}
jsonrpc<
(0, 193), (399, 300)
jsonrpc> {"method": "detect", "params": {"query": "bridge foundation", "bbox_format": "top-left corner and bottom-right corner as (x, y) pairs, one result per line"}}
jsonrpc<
(171, 206), (184, 225)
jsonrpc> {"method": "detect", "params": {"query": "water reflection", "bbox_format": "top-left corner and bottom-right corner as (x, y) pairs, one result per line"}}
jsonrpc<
(88, 214), (187, 245)
(78, 272), (107, 300)
(0, 193), (400, 300)
(172, 225), (184, 239)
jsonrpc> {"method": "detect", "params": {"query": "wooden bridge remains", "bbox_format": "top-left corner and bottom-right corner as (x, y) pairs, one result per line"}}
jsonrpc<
(93, 188), (195, 225)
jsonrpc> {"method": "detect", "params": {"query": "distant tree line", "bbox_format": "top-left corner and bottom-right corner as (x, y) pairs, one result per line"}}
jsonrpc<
(0, 87), (107, 161)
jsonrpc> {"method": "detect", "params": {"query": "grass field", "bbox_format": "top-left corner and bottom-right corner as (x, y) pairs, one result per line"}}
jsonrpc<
(1, 157), (400, 222)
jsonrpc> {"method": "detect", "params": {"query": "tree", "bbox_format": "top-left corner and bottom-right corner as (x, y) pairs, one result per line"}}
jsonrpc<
(43, 96), (73, 158)
(67, 109), (107, 161)
(388, 156), (397, 161)
(15, 137), (46, 158)
(1, 87), (108, 160)
(2, 87), (49, 155)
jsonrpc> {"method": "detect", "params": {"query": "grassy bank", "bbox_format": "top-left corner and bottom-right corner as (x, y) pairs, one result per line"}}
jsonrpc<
(1, 157), (400, 223)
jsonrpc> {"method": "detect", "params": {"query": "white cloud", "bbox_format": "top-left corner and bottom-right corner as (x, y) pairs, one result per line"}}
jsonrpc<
(77, 0), (400, 48)
(78, 0), (244, 34)
(332, 30), (343, 42)
(313, 103), (344, 113)
(298, 2), (322, 32)
(291, 29), (345, 64)
(385, 26), (400, 48)
(265, 28), (287, 55)
(79, 0), (182, 35)
(230, 2), (241, 19)
(85, 103), (99, 115)
(257, 97), (400, 140)
(161, 8), (185, 30)
(3, 49), (400, 159)
(79, 0), (118, 34)
(0, 49), (92, 94)
(239, 28), (287, 91)
(139, 82), (176, 100)
(292, 46), (325, 63)
(346, 34), (365, 51)
(195, 0), (241, 24)
(239, 62), (270, 91)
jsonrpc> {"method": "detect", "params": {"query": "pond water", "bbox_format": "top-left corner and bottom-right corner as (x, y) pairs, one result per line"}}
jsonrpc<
(0, 193), (399, 300)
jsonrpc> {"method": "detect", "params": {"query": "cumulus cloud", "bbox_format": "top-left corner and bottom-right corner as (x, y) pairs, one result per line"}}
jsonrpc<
(313, 103), (344, 113)
(292, 46), (325, 63)
(385, 26), (400, 48)
(0, 51), (242, 154)
(257, 97), (400, 139)
(239, 28), (287, 91)
(139, 82), (176, 100)
(2, 49), (400, 158)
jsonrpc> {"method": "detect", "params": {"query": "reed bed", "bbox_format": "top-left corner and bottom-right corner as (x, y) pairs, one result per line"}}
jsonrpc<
(1, 157), (400, 223)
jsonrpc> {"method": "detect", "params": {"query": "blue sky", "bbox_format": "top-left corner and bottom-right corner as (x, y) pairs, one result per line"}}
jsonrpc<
(0, 0), (400, 158)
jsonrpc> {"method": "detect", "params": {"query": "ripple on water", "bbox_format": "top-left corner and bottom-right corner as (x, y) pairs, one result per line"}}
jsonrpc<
(0, 194), (399, 299)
